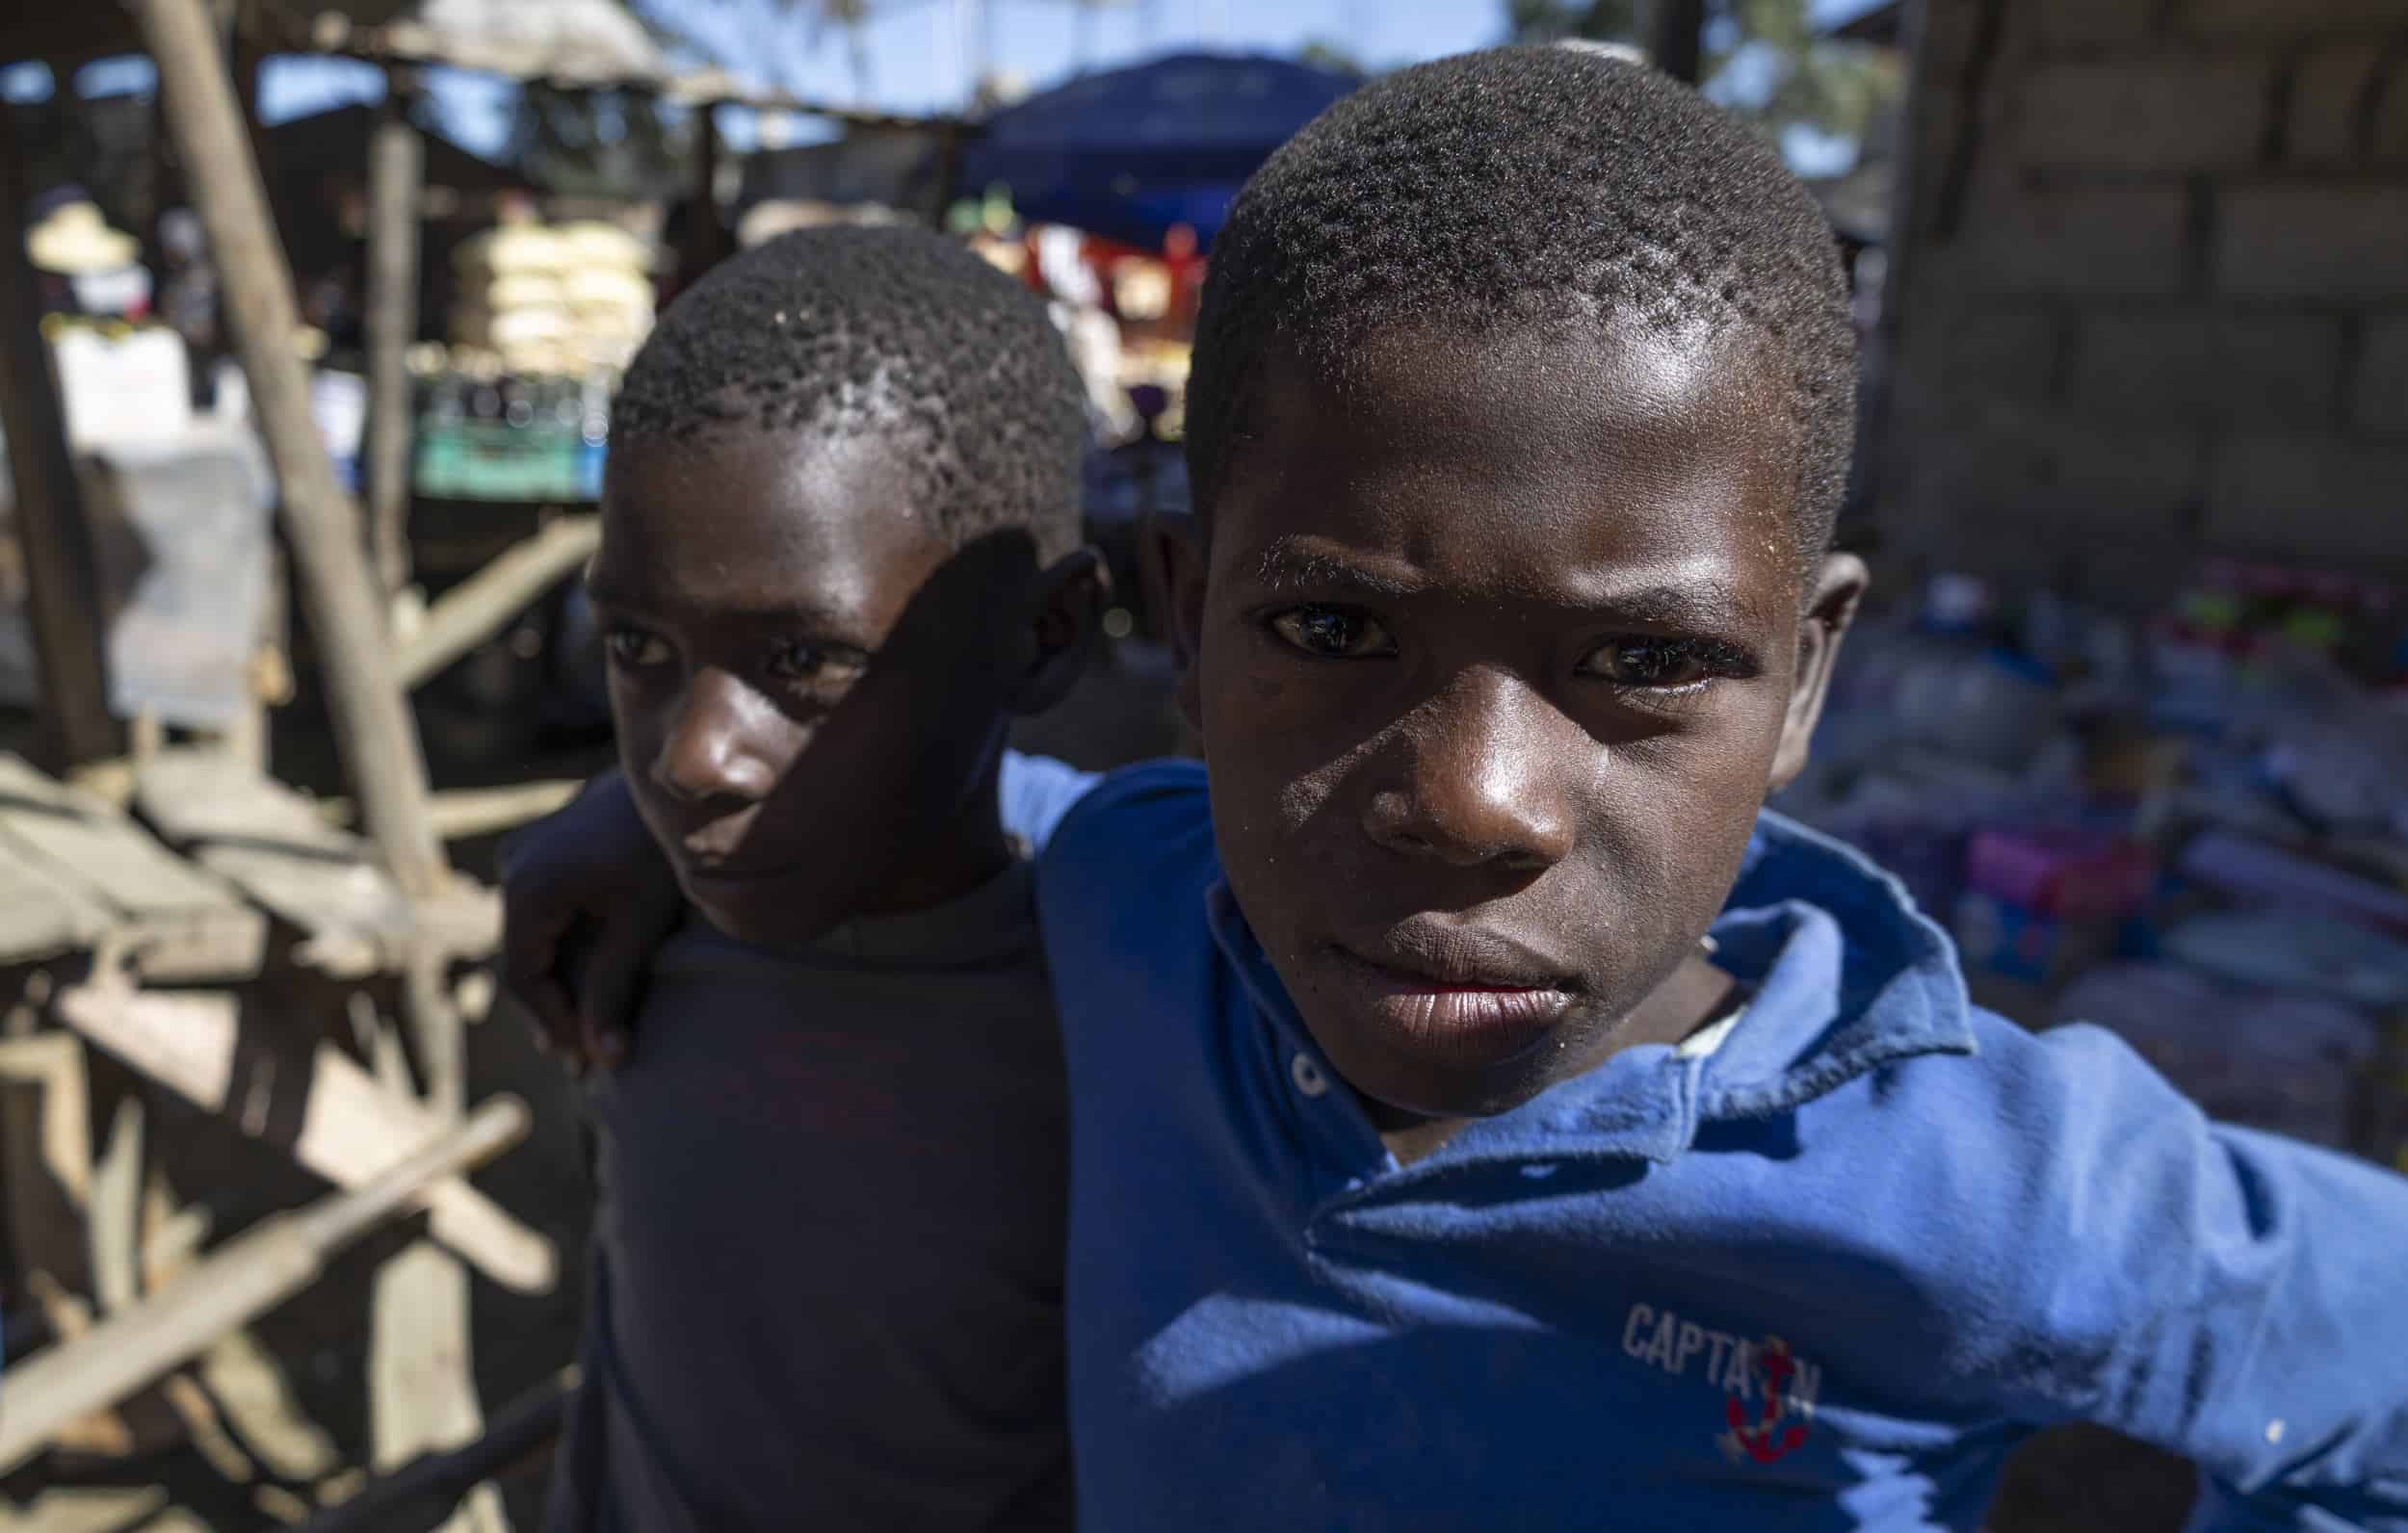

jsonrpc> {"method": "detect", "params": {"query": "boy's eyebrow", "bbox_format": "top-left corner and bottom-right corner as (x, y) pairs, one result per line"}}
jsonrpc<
(1581, 580), (1774, 633)
(1247, 537), (1774, 632)
(583, 575), (864, 635)
(1252, 541), (1424, 599)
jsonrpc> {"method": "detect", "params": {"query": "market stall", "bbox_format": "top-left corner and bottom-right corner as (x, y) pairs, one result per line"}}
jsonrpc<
(1781, 561), (2408, 1168)
(0, 3), (975, 1526)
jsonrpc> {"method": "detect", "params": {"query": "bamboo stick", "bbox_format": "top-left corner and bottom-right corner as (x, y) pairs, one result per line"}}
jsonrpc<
(392, 517), (599, 690)
(54, 981), (556, 1294)
(131, 0), (447, 899)
(0, 1097), (529, 1477)
(297, 1369), (575, 1533)
(365, 81), (424, 596)
(0, 107), (120, 769)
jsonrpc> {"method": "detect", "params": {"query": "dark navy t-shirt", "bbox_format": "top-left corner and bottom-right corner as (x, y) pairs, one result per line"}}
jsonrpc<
(548, 859), (1072, 1531)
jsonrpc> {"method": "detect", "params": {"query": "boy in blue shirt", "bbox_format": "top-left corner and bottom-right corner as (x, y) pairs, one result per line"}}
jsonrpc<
(509, 47), (2408, 1532)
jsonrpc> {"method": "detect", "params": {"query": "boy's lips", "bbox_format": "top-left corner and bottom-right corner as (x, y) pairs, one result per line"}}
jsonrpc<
(1324, 922), (1583, 1064)
(1345, 921), (1581, 991)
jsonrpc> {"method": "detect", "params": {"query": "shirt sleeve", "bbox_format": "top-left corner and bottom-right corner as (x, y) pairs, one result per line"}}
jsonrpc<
(1994, 1025), (2408, 1530)
(999, 750), (1103, 853)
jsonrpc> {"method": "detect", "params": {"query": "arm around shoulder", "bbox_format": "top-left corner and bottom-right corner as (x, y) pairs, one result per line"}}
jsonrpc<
(499, 768), (682, 1070)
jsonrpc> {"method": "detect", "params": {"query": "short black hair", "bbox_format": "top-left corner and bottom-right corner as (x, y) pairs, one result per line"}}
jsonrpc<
(613, 223), (1086, 559)
(1187, 46), (1855, 569)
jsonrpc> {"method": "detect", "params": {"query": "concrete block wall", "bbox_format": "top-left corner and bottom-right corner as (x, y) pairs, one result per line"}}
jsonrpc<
(1873, 0), (2408, 604)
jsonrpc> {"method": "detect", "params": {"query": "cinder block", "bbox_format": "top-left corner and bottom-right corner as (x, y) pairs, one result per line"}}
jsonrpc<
(2025, 0), (2161, 49)
(1917, 0), (1989, 67)
(2216, 184), (2408, 300)
(2289, 46), (2385, 162)
(2183, 0), (2408, 39)
(2358, 316), (2408, 434)
(1955, 183), (2191, 297)
(2205, 430), (2408, 564)
(2286, 47), (2408, 163)
(2069, 311), (2341, 422)
(1883, 414), (2204, 605)
(2018, 60), (2266, 169)
(1906, 412), (2203, 522)
(2378, 67), (2408, 161)
(1930, 308), (2064, 405)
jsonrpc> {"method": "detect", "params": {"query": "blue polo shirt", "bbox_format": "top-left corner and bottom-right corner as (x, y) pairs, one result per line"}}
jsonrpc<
(1035, 760), (2408, 1532)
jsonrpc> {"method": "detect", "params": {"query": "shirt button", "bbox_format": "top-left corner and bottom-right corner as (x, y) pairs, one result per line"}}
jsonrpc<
(1291, 1052), (1329, 1098)
(2265, 1419), (2286, 1444)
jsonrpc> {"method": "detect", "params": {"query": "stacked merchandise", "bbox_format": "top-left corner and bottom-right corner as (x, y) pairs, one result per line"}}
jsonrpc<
(450, 218), (655, 377)
(1781, 561), (2408, 1170)
(417, 218), (653, 503)
(26, 199), (150, 319)
(412, 361), (612, 505)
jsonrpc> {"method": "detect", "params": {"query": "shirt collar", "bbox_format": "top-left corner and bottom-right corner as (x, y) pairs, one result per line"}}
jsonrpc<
(1698, 809), (1976, 1116)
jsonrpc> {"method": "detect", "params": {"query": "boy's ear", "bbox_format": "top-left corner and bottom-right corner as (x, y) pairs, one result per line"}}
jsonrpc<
(1144, 509), (1210, 734)
(1768, 553), (1868, 792)
(1010, 545), (1111, 717)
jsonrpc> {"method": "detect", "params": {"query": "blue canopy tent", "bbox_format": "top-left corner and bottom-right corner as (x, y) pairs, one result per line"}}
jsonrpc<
(959, 52), (1360, 251)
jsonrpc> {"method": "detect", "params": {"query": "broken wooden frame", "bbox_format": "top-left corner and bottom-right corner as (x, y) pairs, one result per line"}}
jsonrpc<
(293, 1367), (576, 1533)
(0, 1094), (531, 1478)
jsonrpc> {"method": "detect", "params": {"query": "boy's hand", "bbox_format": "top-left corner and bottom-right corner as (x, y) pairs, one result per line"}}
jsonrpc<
(498, 771), (680, 1073)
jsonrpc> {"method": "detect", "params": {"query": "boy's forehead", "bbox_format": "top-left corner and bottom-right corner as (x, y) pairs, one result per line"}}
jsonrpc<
(1272, 316), (1784, 455)
(1214, 319), (1801, 601)
(591, 426), (948, 611)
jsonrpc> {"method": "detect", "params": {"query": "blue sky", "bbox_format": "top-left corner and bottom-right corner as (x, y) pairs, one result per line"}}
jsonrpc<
(7, 0), (1886, 173)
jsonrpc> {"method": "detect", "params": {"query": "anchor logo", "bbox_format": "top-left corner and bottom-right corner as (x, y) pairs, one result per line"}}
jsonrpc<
(1720, 1336), (1811, 1465)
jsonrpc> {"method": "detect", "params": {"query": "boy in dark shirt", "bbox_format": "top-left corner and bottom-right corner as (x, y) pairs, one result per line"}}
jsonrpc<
(526, 225), (1102, 1531)
(510, 48), (2408, 1533)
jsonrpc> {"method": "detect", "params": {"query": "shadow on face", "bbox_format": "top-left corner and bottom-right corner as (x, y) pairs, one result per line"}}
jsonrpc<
(588, 424), (1090, 948)
(1165, 318), (1864, 1120)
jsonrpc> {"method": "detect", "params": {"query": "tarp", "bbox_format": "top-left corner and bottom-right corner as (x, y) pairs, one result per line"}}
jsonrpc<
(960, 52), (1358, 251)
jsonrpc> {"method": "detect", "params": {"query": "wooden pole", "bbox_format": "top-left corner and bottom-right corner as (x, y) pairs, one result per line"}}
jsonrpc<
(54, 980), (557, 1294)
(296, 1369), (575, 1533)
(0, 1096), (530, 1477)
(929, 120), (967, 229)
(365, 79), (423, 598)
(231, 0), (279, 196)
(1647, 0), (1707, 85)
(0, 108), (122, 771)
(677, 104), (726, 293)
(132, 0), (448, 900)
(392, 515), (599, 690)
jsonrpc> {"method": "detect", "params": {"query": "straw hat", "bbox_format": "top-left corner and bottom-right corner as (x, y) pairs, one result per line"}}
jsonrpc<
(27, 201), (139, 274)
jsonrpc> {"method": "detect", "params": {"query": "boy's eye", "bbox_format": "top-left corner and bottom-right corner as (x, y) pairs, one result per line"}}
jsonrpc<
(768, 641), (868, 686)
(604, 627), (671, 668)
(1267, 606), (1398, 660)
(1578, 637), (1713, 689)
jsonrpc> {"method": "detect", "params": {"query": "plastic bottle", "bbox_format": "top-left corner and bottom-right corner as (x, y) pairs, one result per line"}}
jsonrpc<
(575, 372), (610, 502)
(413, 374), (466, 499)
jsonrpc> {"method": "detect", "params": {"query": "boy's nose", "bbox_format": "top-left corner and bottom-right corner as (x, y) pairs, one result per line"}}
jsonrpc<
(1361, 668), (1577, 872)
(652, 670), (781, 806)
